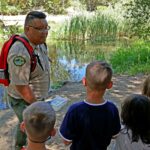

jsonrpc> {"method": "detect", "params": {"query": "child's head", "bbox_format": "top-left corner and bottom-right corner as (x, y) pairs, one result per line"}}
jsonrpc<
(142, 75), (150, 97)
(84, 61), (113, 91)
(22, 101), (56, 143)
(121, 94), (150, 144)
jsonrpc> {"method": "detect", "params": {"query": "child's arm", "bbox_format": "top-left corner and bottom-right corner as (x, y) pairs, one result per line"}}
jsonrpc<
(63, 139), (72, 145)
(59, 105), (76, 146)
(112, 133), (120, 139)
(59, 129), (72, 146)
(59, 130), (72, 145)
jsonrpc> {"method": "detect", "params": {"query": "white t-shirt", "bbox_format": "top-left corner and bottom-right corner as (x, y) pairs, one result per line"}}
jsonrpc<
(114, 128), (150, 150)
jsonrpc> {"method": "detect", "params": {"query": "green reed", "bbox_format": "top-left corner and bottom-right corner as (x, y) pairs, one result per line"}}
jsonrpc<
(55, 13), (118, 42)
(88, 13), (118, 42)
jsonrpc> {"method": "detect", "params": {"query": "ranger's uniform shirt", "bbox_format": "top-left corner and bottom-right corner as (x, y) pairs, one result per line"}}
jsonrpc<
(7, 34), (50, 100)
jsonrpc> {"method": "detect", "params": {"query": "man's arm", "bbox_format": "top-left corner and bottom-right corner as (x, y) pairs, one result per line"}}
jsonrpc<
(15, 85), (36, 104)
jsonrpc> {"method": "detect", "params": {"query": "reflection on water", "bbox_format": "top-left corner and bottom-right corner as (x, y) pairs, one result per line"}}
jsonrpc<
(59, 57), (87, 81)
(48, 40), (128, 84)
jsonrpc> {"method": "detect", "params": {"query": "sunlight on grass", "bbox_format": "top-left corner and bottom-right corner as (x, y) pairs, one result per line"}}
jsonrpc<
(97, 41), (150, 75)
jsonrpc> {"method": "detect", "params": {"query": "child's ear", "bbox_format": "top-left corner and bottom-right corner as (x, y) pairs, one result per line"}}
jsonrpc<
(50, 128), (56, 137)
(107, 81), (113, 89)
(82, 77), (86, 86)
(20, 122), (25, 133)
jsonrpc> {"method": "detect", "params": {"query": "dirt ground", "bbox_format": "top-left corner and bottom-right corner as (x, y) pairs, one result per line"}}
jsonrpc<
(0, 74), (146, 150)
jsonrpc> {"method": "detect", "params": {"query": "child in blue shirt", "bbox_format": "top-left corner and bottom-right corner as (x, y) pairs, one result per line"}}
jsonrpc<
(59, 61), (121, 150)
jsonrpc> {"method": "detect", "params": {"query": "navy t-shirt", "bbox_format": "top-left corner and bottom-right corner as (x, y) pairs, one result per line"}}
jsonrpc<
(59, 100), (121, 150)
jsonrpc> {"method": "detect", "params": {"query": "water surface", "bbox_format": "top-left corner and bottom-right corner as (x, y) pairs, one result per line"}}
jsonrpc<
(0, 39), (129, 109)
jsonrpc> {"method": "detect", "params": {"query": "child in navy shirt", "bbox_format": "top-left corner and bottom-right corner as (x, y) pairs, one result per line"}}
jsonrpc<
(59, 61), (121, 150)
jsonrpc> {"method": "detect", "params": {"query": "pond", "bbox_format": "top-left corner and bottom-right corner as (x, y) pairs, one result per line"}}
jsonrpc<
(0, 39), (129, 109)
(48, 39), (128, 84)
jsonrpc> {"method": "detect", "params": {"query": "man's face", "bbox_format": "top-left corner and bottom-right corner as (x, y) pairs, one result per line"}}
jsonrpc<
(25, 18), (49, 45)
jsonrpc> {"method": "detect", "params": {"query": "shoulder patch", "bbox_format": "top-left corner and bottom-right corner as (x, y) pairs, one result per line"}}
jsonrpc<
(13, 56), (26, 66)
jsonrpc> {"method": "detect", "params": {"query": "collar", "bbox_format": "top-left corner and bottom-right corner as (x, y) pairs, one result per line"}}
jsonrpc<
(84, 99), (107, 106)
(28, 136), (51, 143)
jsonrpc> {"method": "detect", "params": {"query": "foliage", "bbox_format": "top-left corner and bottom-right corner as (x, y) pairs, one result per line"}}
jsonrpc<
(5, 25), (23, 35)
(54, 13), (118, 42)
(88, 13), (118, 42)
(51, 81), (65, 89)
(70, 0), (86, 11)
(0, 0), (71, 15)
(0, 23), (23, 39)
(45, 0), (70, 14)
(80, 0), (119, 11)
(109, 41), (150, 75)
(0, 0), (27, 14)
(123, 0), (150, 39)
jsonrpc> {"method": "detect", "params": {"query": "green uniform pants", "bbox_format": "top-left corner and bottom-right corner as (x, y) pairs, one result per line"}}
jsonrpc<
(8, 95), (29, 150)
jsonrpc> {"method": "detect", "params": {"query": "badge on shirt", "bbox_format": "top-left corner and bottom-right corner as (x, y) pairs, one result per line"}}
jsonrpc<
(13, 56), (26, 66)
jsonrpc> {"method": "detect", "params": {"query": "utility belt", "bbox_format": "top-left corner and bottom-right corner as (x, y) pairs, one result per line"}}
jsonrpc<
(8, 94), (46, 107)
(8, 94), (30, 107)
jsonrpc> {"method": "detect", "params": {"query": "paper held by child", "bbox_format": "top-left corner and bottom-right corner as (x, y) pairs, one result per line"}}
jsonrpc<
(45, 95), (68, 111)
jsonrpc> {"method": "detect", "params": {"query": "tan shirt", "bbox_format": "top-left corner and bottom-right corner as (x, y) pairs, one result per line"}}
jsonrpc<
(7, 34), (50, 100)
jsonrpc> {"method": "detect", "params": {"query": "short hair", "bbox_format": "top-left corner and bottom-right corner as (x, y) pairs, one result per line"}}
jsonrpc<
(142, 75), (150, 97)
(24, 11), (47, 26)
(121, 94), (150, 144)
(23, 101), (56, 142)
(86, 61), (112, 90)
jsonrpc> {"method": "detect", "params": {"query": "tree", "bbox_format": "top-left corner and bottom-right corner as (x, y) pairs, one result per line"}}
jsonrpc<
(123, 0), (150, 39)
(80, 0), (119, 11)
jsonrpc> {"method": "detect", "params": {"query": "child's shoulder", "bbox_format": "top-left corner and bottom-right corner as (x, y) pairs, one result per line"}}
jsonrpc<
(70, 101), (84, 108)
(67, 101), (85, 112)
(106, 100), (119, 109)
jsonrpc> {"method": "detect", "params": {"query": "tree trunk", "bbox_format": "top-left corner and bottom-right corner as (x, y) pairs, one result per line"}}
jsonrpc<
(86, 0), (97, 11)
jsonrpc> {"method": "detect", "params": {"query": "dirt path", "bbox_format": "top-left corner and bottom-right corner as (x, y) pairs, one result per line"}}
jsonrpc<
(0, 74), (146, 150)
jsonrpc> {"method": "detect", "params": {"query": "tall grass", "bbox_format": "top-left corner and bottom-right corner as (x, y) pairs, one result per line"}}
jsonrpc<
(55, 12), (118, 42)
(68, 16), (88, 41)
(97, 41), (150, 75)
(88, 13), (118, 42)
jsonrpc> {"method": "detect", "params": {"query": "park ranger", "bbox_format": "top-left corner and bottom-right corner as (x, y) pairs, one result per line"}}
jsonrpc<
(7, 11), (51, 150)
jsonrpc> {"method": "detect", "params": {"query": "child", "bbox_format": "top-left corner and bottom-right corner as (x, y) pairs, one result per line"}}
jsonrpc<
(59, 61), (121, 150)
(114, 94), (150, 150)
(20, 101), (56, 150)
(142, 75), (150, 97)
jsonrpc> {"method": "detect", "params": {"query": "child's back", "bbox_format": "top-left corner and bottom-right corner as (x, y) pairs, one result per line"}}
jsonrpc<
(59, 61), (121, 150)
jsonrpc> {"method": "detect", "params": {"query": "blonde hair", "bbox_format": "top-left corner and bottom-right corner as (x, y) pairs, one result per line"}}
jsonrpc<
(86, 61), (112, 91)
(23, 101), (56, 142)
